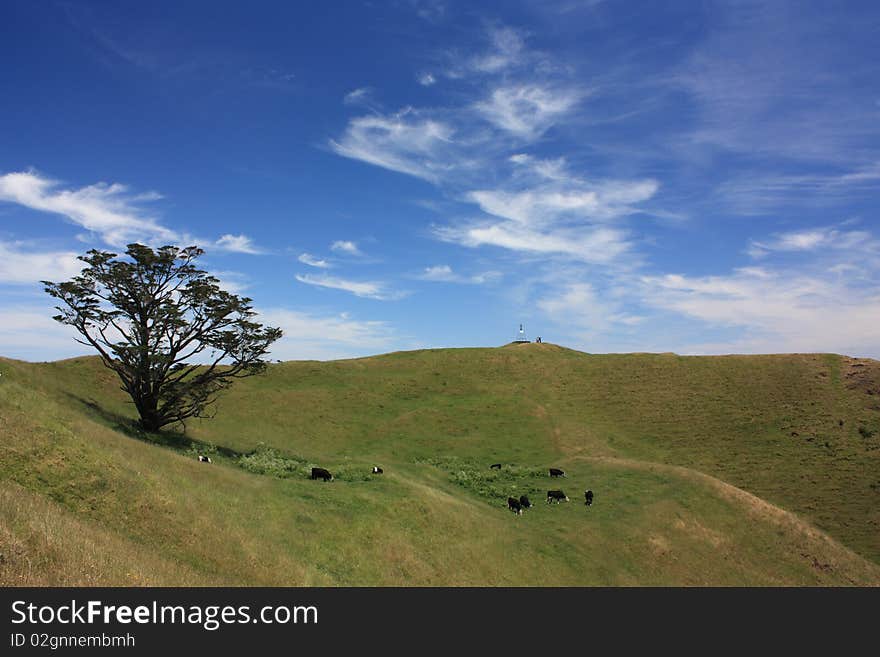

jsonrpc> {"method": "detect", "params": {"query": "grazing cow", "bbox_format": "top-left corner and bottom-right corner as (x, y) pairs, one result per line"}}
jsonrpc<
(519, 495), (532, 509)
(311, 467), (333, 482)
(585, 490), (594, 506)
(547, 490), (569, 503)
(549, 468), (565, 478)
(371, 466), (383, 474)
(490, 463), (502, 470)
(198, 455), (212, 463)
(507, 497), (523, 515)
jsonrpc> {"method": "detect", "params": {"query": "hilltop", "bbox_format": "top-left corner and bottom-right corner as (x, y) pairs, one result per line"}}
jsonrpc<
(1, 344), (878, 585)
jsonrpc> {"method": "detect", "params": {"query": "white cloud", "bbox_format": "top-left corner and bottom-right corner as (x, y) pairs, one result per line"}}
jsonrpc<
(748, 227), (876, 258)
(295, 273), (404, 300)
(537, 281), (643, 339)
(774, 231), (829, 251)
(214, 233), (262, 254)
(469, 270), (503, 285)
(0, 304), (397, 363)
(437, 222), (631, 264)
(469, 26), (526, 73)
(210, 270), (250, 295)
(325, 25), (658, 281)
(329, 27), (585, 193)
(641, 267), (880, 356)
(420, 264), (456, 281)
(344, 87), (372, 105)
(0, 170), (267, 256)
(468, 181), (658, 225)
(329, 109), (456, 182)
(0, 241), (84, 285)
(330, 240), (363, 256)
(258, 308), (397, 361)
(474, 84), (582, 139)
(0, 307), (87, 361)
(0, 169), (173, 246)
(298, 253), (331, 268)
(437, 159), (658, 263)
(674, 2), (879, 164)
(418, 264), (501, 284)
(717, 163), (880, 214)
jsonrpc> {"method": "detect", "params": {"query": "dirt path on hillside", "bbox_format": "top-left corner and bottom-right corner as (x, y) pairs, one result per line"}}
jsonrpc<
(562, 454), (880, 584)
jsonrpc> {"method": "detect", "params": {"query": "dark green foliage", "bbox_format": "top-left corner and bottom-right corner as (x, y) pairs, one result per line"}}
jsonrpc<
(418, 456), (548, 503)
(237, 446), (373, 482)
(42, 243), (281, 431)
(237, 446), (309, 477)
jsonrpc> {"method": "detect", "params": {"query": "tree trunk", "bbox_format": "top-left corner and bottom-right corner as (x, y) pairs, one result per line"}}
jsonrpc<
(136, 395), (163, 432)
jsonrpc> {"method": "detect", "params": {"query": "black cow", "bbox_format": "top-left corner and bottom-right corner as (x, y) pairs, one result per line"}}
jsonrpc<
(585, 490), (594, 506)
(507, 497), (523, 515)
(549, 468), (565, 478)
(198, 455), (212, 463)
(490, 463), (502, 470)
(311, 467), (333, 482)
(547, 490), (569, 503)
(371, 466), (383, 474)
(519, 495), (532, 509)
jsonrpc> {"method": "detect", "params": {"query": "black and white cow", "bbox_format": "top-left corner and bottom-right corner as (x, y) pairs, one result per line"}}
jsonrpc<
(519, 495), (532, 509)
(585, 490), (594, 506)
(490, 463), (502, 470)
(549, 468), (565, 478)
(547, 490), (569, 503)
(198, 455), (212, 463)
(371, 466), (383, 474)
(311, 467), (333, 481)
(507, 497), (523, 515)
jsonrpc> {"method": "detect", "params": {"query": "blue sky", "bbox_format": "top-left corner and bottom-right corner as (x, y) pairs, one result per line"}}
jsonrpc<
(1, 0), (879, 361)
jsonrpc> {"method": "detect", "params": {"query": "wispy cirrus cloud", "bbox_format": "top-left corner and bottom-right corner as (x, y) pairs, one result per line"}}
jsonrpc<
(329, 26), (585, 185)
(214, 233), (262, 254)
(295, 273), (405, 300)
(329, 109), (457, 183)
(467, 181), (658, 225)
(716, 163), (880, 215)
(437, 222), (631, 264)
(641, 259), (880, 356)
(0, 170), (263, 255)
(445, 25), (552, 79)
(537, 281), (644, 339)
(0, 303), (397, 363)
(258, 308), (398, 361)
(330, 240), (363, 256)
(329, 25), (651, 271)
(343, 87), (374, 106)
(209, 270), (251, 295)
(747, 225), (879, 259)
(323, 14), (879, 357)
(0, 240), (84, 285)
(439, 156), (658, 262)
(468, 26), (527, 74)
(0, 306), (85, 361)
(418, 264), (501, 284)
(0, 169), (174, 246)
(675, 1), (880, 165)
(298, 253), (331, 268)
(474, 84), (583, 140)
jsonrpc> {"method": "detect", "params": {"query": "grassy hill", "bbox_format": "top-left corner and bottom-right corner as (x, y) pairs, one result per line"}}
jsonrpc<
(1, 343), (879, 585)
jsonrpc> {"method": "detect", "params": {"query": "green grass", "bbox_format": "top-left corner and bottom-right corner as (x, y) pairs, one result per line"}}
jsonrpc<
(1, 343), (879, 586)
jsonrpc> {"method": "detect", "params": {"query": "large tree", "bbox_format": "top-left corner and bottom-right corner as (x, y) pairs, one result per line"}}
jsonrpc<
(43, 243), (282, 432)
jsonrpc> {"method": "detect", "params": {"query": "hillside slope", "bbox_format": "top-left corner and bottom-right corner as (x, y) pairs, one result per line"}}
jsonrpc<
(1, 345), (878, 585)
